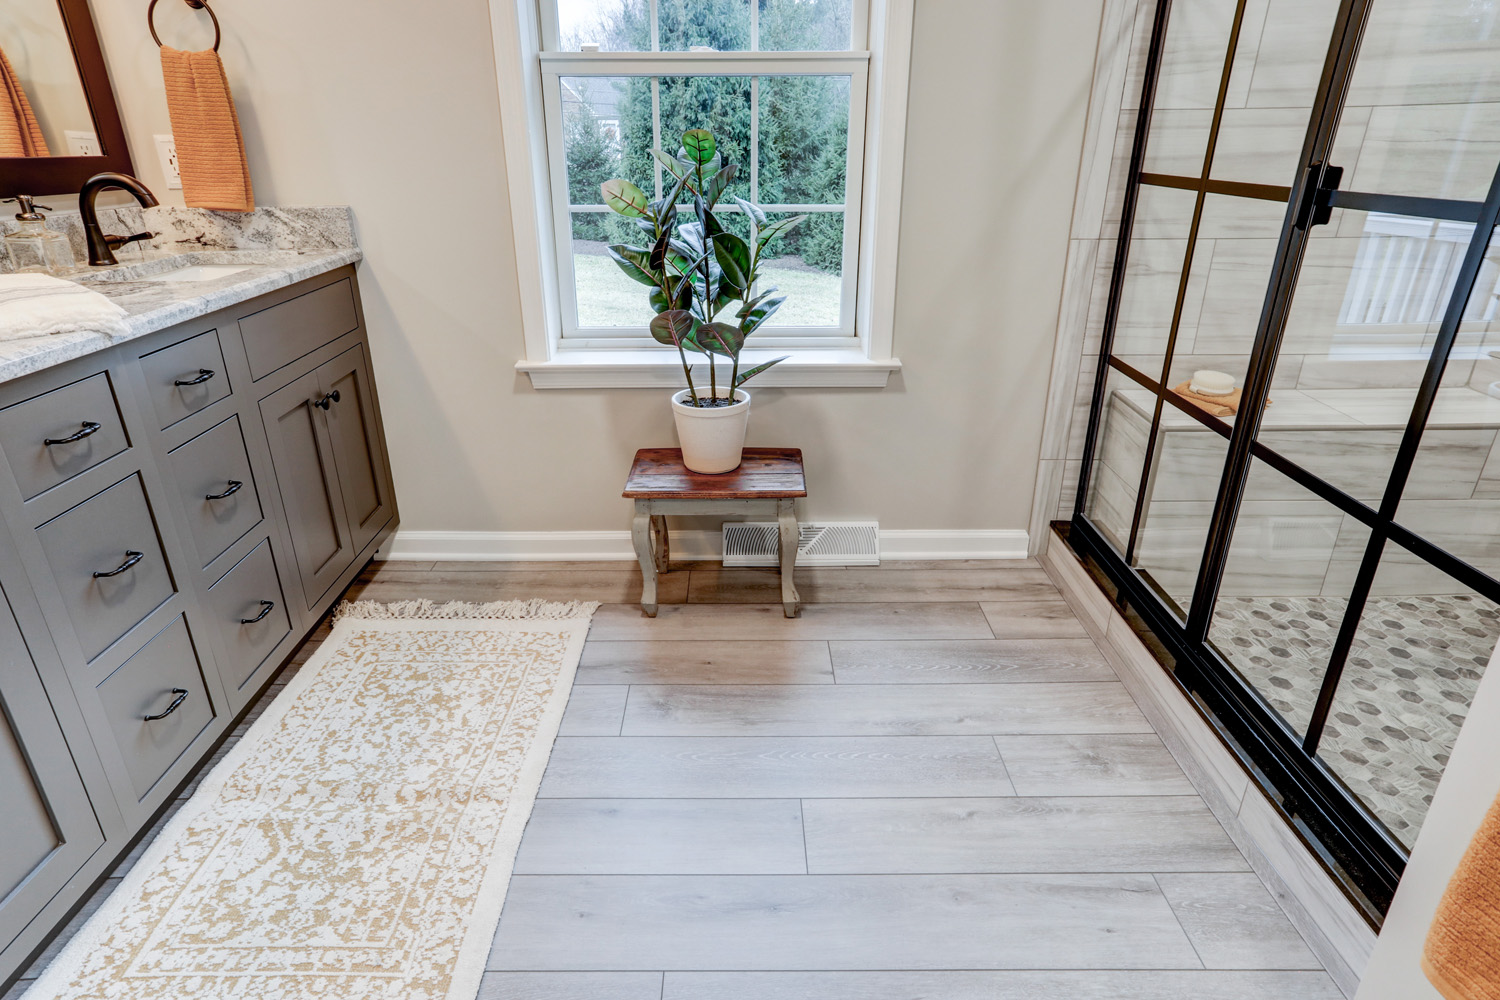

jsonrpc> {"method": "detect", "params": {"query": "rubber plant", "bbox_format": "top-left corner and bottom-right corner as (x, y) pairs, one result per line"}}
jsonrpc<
(600, 127), (805, 407)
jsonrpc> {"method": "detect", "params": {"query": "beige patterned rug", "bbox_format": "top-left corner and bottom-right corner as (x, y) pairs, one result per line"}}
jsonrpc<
(24, 599), (598, 1000)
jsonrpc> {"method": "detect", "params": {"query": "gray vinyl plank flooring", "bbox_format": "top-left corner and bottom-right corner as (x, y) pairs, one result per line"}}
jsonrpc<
(994, 734), (1197, 796)
(347, 570), (689, 605)
(687, 566), (1061, 604)
(980, 599), (1091, 638)
(829, 638), (1116, 683)
(801, 797), (1249, 874)
(1, 980), (35, 1000)
(577, 640), (834, 685)
(487, 874), (1202, 971)
(539, 736), (1017, 798)
(587, 602), (997, 641)
(513, 799), (807, 874)
(1155, 873), (1325, 970)
(558, 686), (629, 736)
(659, 970), (1348, 999)
(620, 683), (1153, 736)
(478, 972), (665, 1000)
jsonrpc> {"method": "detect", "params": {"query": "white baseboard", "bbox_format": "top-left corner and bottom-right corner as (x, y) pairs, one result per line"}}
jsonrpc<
(378, 528), (1031, 562)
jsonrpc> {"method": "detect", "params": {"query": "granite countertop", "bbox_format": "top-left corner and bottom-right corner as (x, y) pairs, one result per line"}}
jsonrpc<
(0, 206), (360, 386)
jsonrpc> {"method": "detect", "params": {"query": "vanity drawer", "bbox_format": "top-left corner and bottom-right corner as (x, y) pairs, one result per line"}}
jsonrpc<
(95, 615), (213, 800)
(207, 538), (291, 691)
(36, 474), (175, 662)
(0, 372), (130, 501)
(138, 329), (231, 429)
(240, 278), (359, 381)
(167, 415), (263, 569)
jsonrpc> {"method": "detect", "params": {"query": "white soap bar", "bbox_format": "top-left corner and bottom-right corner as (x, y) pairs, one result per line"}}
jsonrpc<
(1191, 369), (1234, 396)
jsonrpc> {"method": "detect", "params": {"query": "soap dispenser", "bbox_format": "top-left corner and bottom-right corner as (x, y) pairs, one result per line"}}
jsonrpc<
(4, 197), (75, 275)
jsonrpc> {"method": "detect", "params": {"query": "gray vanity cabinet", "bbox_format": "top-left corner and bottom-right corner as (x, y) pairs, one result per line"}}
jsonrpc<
(0, 583), (105, 963)
(0, 264), (396, 991)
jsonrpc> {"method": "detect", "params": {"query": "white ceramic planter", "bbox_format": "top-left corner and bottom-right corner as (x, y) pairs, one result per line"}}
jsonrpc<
(671, 387), (750, 474)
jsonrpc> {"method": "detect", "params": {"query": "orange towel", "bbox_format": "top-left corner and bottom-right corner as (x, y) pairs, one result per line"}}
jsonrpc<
(160, 46), (253, 212)
(1171, 381), (1273, 418)
(0, 45), (49, 157)
(1424, 792), (1500, 1000)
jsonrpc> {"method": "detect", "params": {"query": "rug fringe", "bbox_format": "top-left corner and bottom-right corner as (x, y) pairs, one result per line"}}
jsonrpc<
(334, 598), (601, 622)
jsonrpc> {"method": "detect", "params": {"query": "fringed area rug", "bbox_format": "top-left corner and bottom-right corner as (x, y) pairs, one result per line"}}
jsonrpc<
(24, 599), (598, 1000)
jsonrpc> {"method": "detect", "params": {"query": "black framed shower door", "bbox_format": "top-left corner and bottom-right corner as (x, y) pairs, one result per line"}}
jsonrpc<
(1070, 0), (1500, 919)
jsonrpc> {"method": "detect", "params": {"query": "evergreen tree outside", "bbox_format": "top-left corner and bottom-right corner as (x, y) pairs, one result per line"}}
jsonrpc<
(561, 0), (852, 286)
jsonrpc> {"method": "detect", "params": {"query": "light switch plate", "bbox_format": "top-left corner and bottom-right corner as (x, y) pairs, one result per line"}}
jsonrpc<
(64, 130), (100, 156)
(154, 134), (182, 190)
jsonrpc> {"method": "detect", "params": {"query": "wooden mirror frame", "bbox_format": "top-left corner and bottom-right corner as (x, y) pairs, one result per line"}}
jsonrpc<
(1, 0), (134, 198)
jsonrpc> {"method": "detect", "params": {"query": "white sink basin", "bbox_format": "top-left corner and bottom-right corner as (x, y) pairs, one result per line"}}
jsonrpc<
(147, 264), (251, 283)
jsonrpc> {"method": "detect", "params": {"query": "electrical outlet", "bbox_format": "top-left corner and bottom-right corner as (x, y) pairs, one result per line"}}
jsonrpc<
(64, 130), (100, 156)
(155, 134), (182, 190)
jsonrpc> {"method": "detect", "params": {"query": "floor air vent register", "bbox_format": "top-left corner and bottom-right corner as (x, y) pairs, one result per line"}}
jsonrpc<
(722, 522), (880, 566)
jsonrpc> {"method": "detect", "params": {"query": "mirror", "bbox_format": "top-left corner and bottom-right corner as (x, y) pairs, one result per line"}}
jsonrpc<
(0, 0), (134, 195)
(2, 0), (95, 157)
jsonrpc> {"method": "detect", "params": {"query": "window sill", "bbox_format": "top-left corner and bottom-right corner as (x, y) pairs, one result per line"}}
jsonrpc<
(516, 350), (902, 389)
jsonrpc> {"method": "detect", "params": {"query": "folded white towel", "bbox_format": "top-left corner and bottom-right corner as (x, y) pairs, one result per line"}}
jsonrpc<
(0, 273), (129, 342)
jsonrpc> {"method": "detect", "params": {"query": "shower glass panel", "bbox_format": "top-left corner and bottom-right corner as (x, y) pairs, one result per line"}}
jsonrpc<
(1070, 0), (1500, 917)
(1208, 458), (1373, 739)
(1317, 541), (1500, 849)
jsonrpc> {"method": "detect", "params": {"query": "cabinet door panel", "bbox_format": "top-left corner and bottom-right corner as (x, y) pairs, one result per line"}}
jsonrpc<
(321, 347), (393, 555)
(259, 370), (351, 608)
(0, 587), (103, 956)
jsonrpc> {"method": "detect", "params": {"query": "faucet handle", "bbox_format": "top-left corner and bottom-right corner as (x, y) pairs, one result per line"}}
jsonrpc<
(104, 232), (156, 250)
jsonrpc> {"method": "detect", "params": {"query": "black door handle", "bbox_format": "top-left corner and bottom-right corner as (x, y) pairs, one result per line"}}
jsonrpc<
(174, 368), (216, 387)
(240, 599), (276, 624)
(44, 421), (102, 446)
(143, 688), (189, 721)
(206, 480), (243, 501)
(313, 389), (341, 410)
(93, 550), (144, 578)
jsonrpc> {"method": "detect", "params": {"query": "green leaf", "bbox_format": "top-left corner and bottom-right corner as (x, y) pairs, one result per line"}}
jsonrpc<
(713, 233), (752, 292)
(652, 170), (692, 226)
(756, 214), (807, 251)
(735, 356), (789, 387)
(649, 309), (699, 351)
(681, 129), (716, 166)
(600, 179), (650, 218)
(699, 322), (745, 359)
(649, 276), (692, 314)
(741, 293), (787, 334)
(736, 287), (781, 318)
(652, 149), (687, 180)
(704, 163), (739, 208)
(649, 230), (671, 273)
(606, 244), (658, 287)
(731, 196), (767, 227)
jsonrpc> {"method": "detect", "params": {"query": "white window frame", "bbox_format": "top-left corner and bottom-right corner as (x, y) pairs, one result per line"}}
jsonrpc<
(493, 0), (912, 388)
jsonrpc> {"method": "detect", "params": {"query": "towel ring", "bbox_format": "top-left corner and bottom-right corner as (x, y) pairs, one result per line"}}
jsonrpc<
(147, 0), (221, 52)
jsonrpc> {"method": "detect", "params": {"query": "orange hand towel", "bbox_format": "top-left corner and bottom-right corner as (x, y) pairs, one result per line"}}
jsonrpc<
(0, 45), (49, 157)
(160, 46), (253, 212)
(1424, 792), (1500, 1000)
(1171, 381), (1273, 418)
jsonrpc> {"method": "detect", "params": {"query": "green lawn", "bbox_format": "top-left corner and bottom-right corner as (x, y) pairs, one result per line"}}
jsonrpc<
(573, 254), (842, 330)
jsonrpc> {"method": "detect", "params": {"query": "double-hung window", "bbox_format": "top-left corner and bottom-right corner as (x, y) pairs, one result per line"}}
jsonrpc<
(498, 0), (913, 387)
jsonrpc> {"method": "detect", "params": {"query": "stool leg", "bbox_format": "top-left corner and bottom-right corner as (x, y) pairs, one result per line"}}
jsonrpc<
(632, 507), (658, 617)
(778, 499), (800, 618)
(651, 515), (670, 574)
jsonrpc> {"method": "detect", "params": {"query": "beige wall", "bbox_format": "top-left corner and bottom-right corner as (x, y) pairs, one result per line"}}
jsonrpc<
(85, 0), (1102, 537)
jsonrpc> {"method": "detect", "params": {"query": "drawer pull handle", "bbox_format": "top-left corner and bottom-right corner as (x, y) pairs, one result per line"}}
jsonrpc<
(44, 421), (102, 446)
(143, 688), (189, 722)
(93, 550), (144, 578)
(313, 389), (341, 410)
(206, 480), (244, 501)
(174, 369), (216, 387)
(240, 599), (276, 624)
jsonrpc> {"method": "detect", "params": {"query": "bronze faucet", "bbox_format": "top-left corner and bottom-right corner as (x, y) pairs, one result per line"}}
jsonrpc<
(79, 172), (159, 266)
